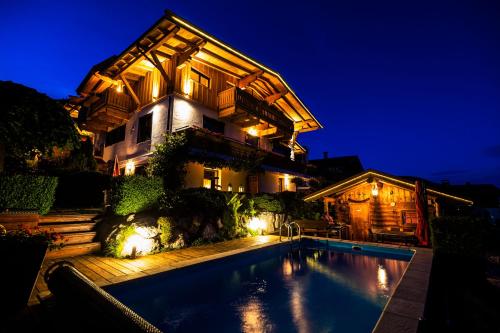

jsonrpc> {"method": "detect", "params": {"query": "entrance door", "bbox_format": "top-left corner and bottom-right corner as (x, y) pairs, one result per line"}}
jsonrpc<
(350, 203), (369, 241)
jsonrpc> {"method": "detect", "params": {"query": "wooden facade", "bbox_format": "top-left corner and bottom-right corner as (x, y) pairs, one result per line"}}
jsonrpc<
(70, 10), (322, 154)
(305, 170), (474, 241)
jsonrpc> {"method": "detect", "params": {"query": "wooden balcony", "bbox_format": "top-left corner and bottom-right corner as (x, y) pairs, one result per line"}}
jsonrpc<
(85, 89), (132, 132)
(218, 87), (294, 138)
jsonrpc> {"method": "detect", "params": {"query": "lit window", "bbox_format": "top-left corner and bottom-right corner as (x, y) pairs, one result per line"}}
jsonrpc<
(190, 68), (210, 88)
(203, 168), (220, 190)
(238, 185), (245, 193)
(227, 184), (233, 192)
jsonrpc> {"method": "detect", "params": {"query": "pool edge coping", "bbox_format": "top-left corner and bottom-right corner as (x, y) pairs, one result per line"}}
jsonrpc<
(300, 236), (432, 333)
(101, 235), (433, 333)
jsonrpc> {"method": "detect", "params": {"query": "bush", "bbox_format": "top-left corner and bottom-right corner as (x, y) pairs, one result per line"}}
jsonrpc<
(157, 216), (173, 247)
(110, 176), (163, 215)
(253, 194), (282, 213)
(161, 188), (226, 221)
(430, 216), (491, 258)
(55, 171), (110, 208)
(0, 174), (58, 214)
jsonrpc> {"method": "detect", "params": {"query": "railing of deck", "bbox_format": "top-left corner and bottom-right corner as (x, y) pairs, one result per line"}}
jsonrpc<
(90, 89), (132, 115)
(217, 87), (294, 133)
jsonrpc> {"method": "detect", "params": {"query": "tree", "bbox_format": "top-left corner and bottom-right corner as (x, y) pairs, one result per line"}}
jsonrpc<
(147, 132), (189, 191)
(0, 81), (81, 172)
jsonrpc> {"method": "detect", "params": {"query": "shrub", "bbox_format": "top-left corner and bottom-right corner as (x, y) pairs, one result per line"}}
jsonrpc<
(253, 194), (282, 213)
(105, 225), (137, 258)
(430, 216), (491, 258)
(0, 174), (58, 214)
(161, 188), (226, 221)
(110, 176), (163, 215)
(55, 171), (110, 208)
(157, 216), (173, 247)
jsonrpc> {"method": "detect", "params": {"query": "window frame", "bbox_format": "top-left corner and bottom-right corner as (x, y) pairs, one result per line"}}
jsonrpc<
(137, 113), (153, 144)
(190, 68), (211, 89)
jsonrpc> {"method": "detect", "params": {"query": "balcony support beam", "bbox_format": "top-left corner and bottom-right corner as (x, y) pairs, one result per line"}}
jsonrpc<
(119, 74), (141, 108)
(237, 70), (264, 89)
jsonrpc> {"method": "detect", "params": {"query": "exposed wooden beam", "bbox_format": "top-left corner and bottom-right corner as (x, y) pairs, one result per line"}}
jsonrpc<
(197, 48), (252, 74)
(265, 92), (284, 105)
(237, 70), (264, 89)
(192, 56), (242, 79)
(119, 74), (141, 108)
(176, 41), (206, 69)
(151, 50), (171, 84)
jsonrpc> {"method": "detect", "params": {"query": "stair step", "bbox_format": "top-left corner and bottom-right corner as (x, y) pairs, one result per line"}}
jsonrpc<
(40, 214), (98, 223)
(47, 242), (101, 259)
(58, 232), (97, 245)
(40, 222), (96, 233)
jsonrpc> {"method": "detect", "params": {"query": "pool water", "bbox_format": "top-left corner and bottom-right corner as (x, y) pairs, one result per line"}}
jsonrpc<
(106, 239), (412, 333)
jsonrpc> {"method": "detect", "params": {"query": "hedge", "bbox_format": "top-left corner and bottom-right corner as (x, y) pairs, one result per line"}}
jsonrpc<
(0, 174), (58, 215)
(110, 176), (163, 216)
(430, 216), (491, 258)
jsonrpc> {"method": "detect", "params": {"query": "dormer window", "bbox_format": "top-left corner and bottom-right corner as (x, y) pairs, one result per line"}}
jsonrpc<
(190, 68), (210, 88)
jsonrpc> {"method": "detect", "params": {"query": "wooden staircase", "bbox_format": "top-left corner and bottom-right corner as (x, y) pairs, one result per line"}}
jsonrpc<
(39, 211), (102, 259)
(370, 203), (400, 228)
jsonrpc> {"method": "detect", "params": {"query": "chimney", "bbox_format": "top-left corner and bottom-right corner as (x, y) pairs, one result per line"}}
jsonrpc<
(323, 151), (328, 159)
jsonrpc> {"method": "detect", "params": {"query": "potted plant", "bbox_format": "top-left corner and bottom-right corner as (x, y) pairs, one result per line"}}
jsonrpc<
(0, 224), (63, 318)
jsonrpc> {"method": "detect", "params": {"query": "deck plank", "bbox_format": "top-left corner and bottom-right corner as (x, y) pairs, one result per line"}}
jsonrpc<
(30, 235), (279, 304)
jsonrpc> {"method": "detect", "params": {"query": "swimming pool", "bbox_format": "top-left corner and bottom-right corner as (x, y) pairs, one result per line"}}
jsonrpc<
(106, 238), (413, 333)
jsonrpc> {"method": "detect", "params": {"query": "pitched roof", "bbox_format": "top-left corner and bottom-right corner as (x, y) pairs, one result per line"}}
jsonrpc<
(304, 169), (474, 205)
(75, 10), (322, 133)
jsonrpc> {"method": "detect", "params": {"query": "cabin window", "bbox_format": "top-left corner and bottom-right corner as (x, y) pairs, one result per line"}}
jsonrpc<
(238, 185), (245, 193)
(190, 68), (210, 88)
(203, 168), (220, 190)
(105, 125), (126, 147)
(203, 116), (225, 135)
(137, 113), (153, 143)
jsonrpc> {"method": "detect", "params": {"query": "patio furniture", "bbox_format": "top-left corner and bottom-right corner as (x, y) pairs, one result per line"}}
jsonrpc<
(295, 220), (348, 239)
(370, 227), (418, 245)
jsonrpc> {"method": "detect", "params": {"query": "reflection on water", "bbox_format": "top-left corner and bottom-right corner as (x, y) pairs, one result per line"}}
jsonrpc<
(239, 297), (269, 333)
(109, 245), (410, 333)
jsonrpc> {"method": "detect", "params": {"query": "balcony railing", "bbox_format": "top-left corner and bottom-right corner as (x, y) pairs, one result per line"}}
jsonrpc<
(218, 87), (294, 135)
(90, 89), (132, 116)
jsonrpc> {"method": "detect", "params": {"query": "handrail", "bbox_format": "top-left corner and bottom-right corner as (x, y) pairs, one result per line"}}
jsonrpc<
(279, 221), (301, 243)
(288, 222), (301, 241)
(279, 223), (291, 242)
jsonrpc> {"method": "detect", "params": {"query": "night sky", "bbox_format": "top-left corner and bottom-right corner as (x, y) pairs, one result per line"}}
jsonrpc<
(1, 0), (499, 185)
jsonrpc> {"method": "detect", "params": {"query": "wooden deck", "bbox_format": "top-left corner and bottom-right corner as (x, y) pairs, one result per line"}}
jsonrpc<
(31, 235), (279, 305)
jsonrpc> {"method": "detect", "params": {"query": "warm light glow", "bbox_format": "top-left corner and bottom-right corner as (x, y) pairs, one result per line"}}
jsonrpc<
(183, 79), (192, 96)
(282, 258), (293, 276)
(116, 80), (123, 93)
(121, 227), (155, 257)
(283, 174), (290, 191)
(371, 184), (379, 197)
(227, 184), (233, 192)
(203, 178), (211, 189)
(247, 127), (258, 137)
(152, 70), (160, 100)
(377, 265), (388, 290)
(176, 99), (194, 122)
(238, 185), (245, 193)
(125, 160), (135, 176)
(247, 217), (266, 233)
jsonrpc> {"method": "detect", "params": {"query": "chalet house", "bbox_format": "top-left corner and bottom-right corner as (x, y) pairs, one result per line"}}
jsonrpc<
(304, 170), (474, 241)
(69, 10), (322, 193)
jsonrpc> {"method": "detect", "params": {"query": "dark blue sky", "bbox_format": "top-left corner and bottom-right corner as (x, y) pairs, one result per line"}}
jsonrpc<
(1, 0), (499, 185)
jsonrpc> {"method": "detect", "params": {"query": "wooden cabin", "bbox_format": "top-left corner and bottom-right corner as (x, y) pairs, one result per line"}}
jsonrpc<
(68, 10), (322, 193)
(304, 170), (474, 241)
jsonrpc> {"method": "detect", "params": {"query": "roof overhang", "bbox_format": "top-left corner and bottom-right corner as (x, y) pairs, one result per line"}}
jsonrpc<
(75, 10), (322, 133)
(304, 169), (474, 205)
